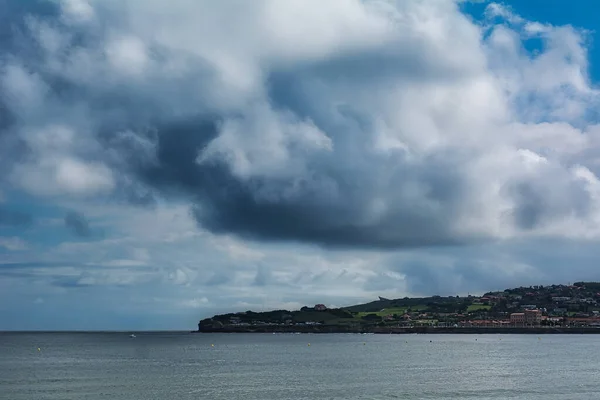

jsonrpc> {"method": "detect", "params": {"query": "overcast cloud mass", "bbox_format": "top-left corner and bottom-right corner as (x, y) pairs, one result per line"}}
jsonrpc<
(2, 0), (600, 330)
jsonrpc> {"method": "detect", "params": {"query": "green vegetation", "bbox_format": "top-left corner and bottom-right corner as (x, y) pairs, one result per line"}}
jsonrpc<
(467, 304), (492, 312)
(355, 307), (410, 318)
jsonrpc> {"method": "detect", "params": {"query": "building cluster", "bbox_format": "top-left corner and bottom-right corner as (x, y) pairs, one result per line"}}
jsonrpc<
(369, 283), (600, 328)
(401, 283), (600, 328)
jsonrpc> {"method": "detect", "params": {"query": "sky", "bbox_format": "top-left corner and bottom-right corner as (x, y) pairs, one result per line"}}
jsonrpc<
(2, 0), (600, 330)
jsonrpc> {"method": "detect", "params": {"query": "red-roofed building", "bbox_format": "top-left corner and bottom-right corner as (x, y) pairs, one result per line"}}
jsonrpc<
(510, 313), (525, 324)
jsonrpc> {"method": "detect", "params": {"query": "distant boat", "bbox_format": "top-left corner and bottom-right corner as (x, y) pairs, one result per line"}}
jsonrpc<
(129, 334), (136, 338)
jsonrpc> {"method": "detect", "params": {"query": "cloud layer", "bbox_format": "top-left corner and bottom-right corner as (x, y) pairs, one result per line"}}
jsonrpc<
(1, 1), (600, 250)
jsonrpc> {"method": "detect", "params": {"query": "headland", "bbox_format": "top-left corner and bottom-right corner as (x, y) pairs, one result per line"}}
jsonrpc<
(197, 282), (600, 334)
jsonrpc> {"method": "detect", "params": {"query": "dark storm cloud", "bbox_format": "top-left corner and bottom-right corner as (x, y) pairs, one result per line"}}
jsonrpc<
(123, 112), (471, 249)
(64, 211), (91, 237)
(511, 182), (544, 230)
(134, 118), (220, 192)
(508, 178), (591, 231)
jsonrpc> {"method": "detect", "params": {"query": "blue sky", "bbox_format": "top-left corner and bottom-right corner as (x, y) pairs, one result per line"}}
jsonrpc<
(2, 0), (600, 330)
(464, 0), (600, 81)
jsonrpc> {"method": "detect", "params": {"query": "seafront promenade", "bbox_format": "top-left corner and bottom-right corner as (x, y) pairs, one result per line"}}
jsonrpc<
(196, 325), (600, 334)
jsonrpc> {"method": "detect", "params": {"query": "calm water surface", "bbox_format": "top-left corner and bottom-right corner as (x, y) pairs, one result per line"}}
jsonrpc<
(1, 333), (598, 399)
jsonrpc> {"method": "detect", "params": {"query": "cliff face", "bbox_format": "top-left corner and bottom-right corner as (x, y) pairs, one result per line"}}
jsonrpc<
(198, 319), (223, 331)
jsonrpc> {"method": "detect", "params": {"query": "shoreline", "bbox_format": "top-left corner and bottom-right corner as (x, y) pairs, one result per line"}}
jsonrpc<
(196, 326), (600, 334)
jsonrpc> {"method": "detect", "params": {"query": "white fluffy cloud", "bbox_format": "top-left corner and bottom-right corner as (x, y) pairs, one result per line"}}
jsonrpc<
(2, 0), (592, 244)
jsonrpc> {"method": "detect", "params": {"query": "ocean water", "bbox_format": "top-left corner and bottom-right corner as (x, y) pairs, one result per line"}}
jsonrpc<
(1, 332), (599, 399)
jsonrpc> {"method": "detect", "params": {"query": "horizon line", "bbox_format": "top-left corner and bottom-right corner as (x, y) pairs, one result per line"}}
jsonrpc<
(0, 330), (197, 333)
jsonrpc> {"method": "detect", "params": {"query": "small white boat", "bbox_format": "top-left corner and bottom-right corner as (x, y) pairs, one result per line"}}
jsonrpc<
(129, 334), (136, 338)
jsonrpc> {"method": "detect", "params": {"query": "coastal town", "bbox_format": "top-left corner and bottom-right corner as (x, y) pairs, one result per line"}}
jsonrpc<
(198, 282), (600, 332)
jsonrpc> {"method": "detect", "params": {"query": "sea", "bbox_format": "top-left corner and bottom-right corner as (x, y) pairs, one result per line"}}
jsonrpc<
(1, 332), (598, 399)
